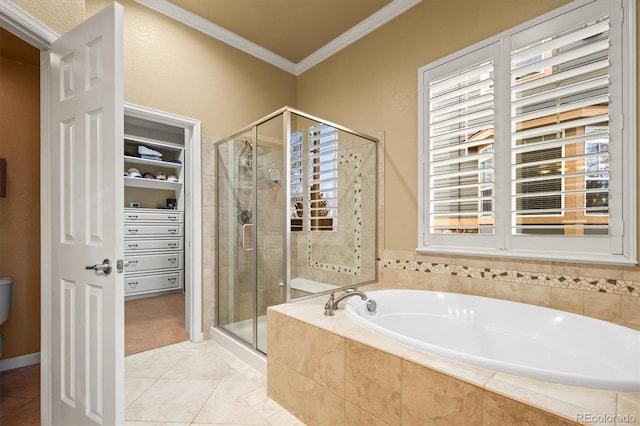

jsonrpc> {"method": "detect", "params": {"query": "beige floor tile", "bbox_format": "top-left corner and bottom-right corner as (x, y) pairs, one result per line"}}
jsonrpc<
(193, 380), (269, 425)
(125, 422), (190, 426)
(266, 408), (306, 425)
(161, 350), (248, 381)
(125, 348), (190, 379)
(124, 340), (299, 426)
(126, 378), (218, 423)
(241, 388), (287, 419)
(125, 378), (156, 408)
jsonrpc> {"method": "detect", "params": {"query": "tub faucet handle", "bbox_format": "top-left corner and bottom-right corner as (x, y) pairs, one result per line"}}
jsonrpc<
(324, 289), (368, 316)
(324, 292), (336, 316)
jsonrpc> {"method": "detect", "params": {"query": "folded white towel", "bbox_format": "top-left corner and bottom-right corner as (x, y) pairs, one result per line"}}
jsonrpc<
(138, 145), (163, 157)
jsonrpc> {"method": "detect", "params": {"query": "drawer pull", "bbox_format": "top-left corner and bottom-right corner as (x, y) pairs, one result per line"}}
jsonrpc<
(128, 229), (139, 234)
(168, 216), (177, 221)
(168, 277), (177, 283)
(168, 257), (177, 263)
(128, 260), (139, 266)
(127, 215), (138, 220)
(168, 243), (177, 248)
(168, 228), (178, 234)
(128, 281), (138, 288)
(127, 243), (138, 249)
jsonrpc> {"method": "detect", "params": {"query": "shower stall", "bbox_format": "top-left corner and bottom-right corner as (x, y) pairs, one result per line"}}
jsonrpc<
(215, 107), (378, 354)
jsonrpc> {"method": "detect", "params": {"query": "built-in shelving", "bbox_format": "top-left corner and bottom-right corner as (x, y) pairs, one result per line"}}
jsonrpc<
(124, 176), (183, 191)
(123, 105), (191, 299)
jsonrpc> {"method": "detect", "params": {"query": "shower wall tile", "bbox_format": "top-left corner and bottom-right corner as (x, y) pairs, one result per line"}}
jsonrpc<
(201, 136), (217, 177)
(202, 236), (215, 269)
(202, 206), (214, 237)
(202, 267), (215, 331)
(202, 178), (215, 208)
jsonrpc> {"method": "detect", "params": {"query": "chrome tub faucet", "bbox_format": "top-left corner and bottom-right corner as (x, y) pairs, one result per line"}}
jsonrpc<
(324, 288), (367, 316)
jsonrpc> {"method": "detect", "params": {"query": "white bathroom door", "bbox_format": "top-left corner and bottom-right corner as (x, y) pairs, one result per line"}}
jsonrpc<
(47, 3), (124, 425)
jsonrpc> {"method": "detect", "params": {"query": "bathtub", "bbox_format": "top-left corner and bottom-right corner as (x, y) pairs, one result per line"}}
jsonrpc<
(345, 289), (640, 392)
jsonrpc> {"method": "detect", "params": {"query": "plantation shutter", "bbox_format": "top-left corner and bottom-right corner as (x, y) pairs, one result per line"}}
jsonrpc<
(419, 0), (633, 263)
(510, 14), (611, 237)
(427, 55), (496, 236)
(308, 124), (338, 231)
(290, 129), (304, 230)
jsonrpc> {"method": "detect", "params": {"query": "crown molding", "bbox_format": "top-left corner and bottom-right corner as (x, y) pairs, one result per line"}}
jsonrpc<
(0, 0), (58, 49)
(295, 0), (421, 74)
(135, 0), (422, 76)
(135, 0), (298, 74)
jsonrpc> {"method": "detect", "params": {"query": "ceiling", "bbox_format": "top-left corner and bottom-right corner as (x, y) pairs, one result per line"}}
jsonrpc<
(136, 0), (421, 75)
(170, 0), (391, 63)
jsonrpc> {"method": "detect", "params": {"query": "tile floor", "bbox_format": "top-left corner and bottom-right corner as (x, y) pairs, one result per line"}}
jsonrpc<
(1, 339), (304, 425)
(125, 339), (303, 425)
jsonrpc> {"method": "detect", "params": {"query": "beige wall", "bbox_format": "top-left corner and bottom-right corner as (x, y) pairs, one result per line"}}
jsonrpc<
(3, 0), (638, 359)
(11, 0), (84, 34)
(0, 29), (41, 359)
(296, 0), (640, 327)
(297, 0), (573, 250)
(87, 0), (297, 138)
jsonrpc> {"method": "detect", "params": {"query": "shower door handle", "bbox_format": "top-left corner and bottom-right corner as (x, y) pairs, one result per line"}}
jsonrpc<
(242, 223), (254, 251)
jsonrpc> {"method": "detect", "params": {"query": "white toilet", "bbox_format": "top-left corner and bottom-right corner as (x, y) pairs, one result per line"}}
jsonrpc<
(0, 276), (14, 358)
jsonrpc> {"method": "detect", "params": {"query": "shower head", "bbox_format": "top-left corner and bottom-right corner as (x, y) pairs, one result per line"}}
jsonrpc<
(238, 138), (253, 158)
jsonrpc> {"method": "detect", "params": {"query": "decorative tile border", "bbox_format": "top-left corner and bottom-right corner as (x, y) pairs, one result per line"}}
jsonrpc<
(378, 258), (640, 297)
(308, 153), (362, 275)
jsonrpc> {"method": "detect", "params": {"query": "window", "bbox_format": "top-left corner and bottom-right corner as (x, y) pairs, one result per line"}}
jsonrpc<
(419, 0), (636, 264)
(290, 124), (339, 232)
(308, 123), (338, 231)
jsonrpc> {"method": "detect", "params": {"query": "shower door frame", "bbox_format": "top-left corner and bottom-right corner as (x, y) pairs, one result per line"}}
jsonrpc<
(215, 106), (379, 354)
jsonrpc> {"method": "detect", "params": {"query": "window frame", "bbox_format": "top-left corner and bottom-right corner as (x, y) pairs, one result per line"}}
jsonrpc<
(418, 0), (636, 265)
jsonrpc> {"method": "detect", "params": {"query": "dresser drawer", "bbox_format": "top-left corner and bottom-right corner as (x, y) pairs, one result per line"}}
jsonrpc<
(125, 238), (183, 252)
(124, 271), (183, 294)
(124, 209), (183, 223)
(124, 224), (183, 237)
(125, 252), (183, 273)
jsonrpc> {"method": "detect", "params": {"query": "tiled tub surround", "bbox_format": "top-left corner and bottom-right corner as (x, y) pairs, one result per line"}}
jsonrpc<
(267, 290), (640, 425)
(377, 253), (640, 331)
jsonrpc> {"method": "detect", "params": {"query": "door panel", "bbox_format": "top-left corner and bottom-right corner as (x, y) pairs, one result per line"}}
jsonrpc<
(48, 3), (124, 425)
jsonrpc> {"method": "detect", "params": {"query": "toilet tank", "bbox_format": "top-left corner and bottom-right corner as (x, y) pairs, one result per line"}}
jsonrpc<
(0, 276), (14, 325)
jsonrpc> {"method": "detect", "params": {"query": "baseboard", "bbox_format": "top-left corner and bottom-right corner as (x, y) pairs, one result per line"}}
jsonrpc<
(210, 327), (266, 376)
(0, 352), (40, 372)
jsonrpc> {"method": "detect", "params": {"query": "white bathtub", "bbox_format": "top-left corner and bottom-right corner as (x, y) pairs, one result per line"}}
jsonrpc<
(345, 289), (640, 392)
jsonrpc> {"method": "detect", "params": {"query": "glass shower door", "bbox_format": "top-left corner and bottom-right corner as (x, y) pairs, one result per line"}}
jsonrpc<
(216, 115), (286, 354)
(255, 114), (285, 353)
(217, 130), (256, 347)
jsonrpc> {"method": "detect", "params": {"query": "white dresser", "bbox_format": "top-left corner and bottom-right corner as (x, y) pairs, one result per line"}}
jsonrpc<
(123, 208), (184, 296)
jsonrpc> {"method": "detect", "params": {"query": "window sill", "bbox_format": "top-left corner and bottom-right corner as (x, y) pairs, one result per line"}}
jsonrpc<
(416, 246), (637, 266)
